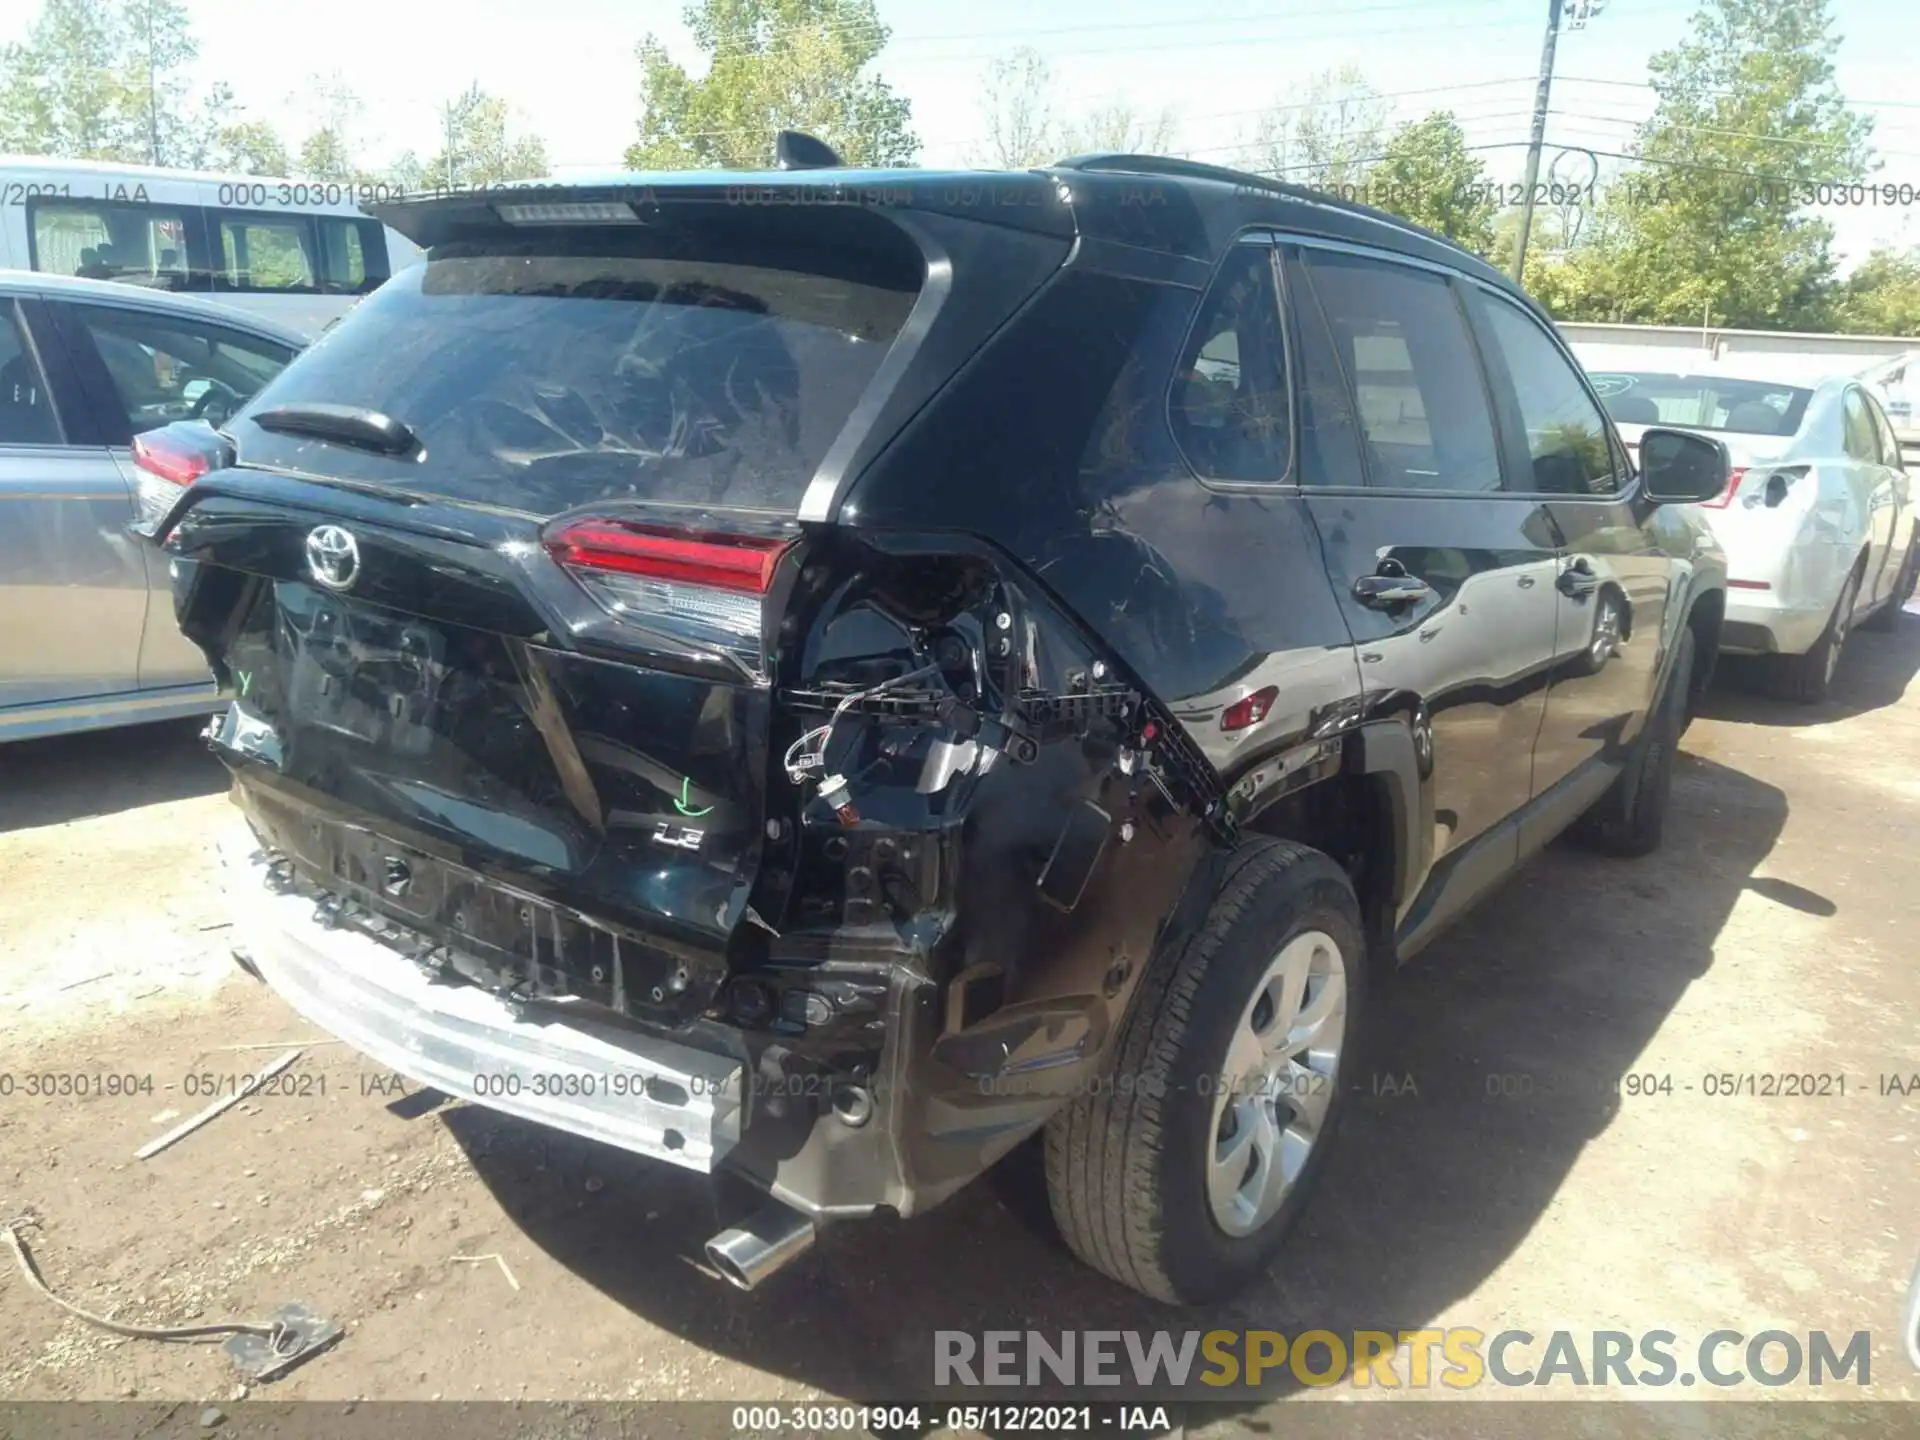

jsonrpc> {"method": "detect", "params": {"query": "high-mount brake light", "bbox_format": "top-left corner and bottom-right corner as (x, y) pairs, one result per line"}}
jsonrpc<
(495, 201), (642, 225)
(542, 519), (794, 678)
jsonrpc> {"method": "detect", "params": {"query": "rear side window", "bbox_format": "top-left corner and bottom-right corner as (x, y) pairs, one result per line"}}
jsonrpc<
(1296, 251), (1502, 492)
(1169, 243), (1290, 483)
(70, 304), (298, 438)
(230, 224), (923, 515)
(1477, 293), (1626, 496)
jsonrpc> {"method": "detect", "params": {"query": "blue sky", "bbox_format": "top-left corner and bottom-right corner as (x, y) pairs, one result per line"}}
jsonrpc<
(8, 0), (1920, 263)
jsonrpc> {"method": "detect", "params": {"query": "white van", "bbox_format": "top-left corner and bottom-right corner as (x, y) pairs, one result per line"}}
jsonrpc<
(0, 156), (424, 338)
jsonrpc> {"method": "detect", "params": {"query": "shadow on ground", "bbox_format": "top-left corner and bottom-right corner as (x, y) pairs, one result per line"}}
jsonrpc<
(0, 717), (226, 834)
(443, 750), (1796, 1408)
(1699, 600), (1920, 727)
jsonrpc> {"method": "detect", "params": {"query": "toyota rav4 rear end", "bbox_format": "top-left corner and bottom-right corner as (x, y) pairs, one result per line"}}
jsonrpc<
(148, 170), (1231, 1287)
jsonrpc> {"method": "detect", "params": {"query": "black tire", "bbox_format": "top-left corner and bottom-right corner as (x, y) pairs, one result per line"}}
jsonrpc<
(1767, 567), (1860, 703)
(1043, 839), (1365, 1304)
(1574, 625), (1693, 859)
(1862, 545), (1915, 632)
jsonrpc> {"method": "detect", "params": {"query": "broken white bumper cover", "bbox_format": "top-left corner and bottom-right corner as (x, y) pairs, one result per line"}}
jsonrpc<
(218, 825), (743, 1172)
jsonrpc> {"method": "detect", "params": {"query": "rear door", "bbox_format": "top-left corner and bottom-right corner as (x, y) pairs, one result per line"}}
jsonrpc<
(0, 296), (149, 713)
(1282, 242), (1562, 900)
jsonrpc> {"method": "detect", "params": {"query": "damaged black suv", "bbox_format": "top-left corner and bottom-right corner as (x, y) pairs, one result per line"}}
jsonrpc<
(143, 145), (1730, 1305)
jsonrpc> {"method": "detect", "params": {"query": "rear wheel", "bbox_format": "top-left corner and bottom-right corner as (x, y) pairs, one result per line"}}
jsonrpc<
(1862, 545), (1916, 632)
(1574, 626), (1693, 859)
(1768, 567), (1860, 703)
(1043, 840), (1364, 1304)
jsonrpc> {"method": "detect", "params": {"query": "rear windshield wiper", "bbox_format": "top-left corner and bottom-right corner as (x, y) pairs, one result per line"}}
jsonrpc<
(250, 403), (422, 458)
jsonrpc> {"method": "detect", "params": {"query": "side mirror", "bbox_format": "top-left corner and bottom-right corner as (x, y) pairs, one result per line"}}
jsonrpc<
(1639, 426), (1732, 505)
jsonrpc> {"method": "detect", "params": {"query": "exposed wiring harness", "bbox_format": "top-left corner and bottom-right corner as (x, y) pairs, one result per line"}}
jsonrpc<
(781, 662), (945, 824)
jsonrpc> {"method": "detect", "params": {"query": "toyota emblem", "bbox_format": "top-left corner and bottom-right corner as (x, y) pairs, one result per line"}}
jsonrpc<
(305, 525), (361, 591)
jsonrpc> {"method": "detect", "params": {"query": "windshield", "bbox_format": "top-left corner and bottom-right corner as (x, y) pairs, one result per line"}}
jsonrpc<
(228, 235), (921, 516)
(1587, 371), (1812, 437)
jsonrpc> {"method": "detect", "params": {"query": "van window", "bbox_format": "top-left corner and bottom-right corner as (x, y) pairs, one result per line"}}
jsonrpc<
(218, 215), (319, 293)
(1296, 251), (1502, 492)
(29, 198), (197, 291)
(1169, 243), (1290, 483)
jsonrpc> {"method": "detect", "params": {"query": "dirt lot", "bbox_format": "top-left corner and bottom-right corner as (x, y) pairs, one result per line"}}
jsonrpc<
(3, 612), (1920, 1419)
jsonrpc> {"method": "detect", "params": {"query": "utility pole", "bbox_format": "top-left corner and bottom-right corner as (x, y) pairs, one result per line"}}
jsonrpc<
(444, 102), (457, 190)
(1510, 0), (1564, 282)
(146, 4), (160, 166)
(1512, 0), (1608, 282)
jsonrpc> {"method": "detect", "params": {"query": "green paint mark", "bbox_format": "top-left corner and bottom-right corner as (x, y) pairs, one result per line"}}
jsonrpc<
(674, 777), (713, 818)
(235, 669), (252, 696)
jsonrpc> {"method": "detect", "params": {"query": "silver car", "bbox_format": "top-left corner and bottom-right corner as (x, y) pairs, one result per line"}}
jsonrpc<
(0, 271), (306, 741)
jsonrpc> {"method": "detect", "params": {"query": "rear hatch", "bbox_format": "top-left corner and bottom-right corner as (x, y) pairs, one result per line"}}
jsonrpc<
(155, 182), (1072, 1024)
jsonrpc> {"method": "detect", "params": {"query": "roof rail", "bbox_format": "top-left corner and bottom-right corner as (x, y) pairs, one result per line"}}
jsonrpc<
(1050, 153), (1314, 202)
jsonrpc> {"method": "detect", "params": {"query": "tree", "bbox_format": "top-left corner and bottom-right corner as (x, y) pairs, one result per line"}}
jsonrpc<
(1367, 111), (1497, 256)
(1531, 0), (1872, 328)
(1057, 99), (1178, 157)
(213, 117), (291, 176)
(1245, 65), (1386, 189)
(1835, 248), (1920, 335)
(293, 72), (363, 180)
(976, 47), (1057, 169)
(626, 0), (918, 169)
(0, 0), (136, 160)
(120, 0), (198, 164)
(424, 84), (549, 189)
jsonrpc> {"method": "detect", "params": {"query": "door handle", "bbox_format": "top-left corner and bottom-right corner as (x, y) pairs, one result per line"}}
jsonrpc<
(1517, 575), (1537, 588)
(1352, 572), (1435, 610)
(1557, 560), (1600, 598)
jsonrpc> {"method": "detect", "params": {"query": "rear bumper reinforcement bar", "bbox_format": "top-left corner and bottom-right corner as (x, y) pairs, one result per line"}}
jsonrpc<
(218, 824), (744, 1172)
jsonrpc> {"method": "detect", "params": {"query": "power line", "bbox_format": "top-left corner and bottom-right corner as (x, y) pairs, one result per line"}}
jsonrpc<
(1558, 73), (1920, 113)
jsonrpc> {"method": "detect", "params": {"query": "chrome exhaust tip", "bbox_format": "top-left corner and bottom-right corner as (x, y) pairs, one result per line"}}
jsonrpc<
(704, 1200), (817, 1290)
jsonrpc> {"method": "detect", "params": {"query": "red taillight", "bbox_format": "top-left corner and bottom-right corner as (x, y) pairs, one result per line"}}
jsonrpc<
(1727, 578), (1772, 590)
(543, 520), (790, 594)
(1698, 466), (1746, 509)
(1221, 685), (1279, 732)
(132, 429), (213, 487)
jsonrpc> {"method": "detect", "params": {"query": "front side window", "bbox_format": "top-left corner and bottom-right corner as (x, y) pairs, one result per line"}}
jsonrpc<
(1479, 293), (1626, 496)
(1867, 392), (1906, 471)
(1296, 251), (1502, 492)
(71, 304), (297, 437)
(218, 215), (319, 293)
(0, 303), (61, 445)
(29, 199), (197, 292)
(1842, 388), (1881, 463)
(1168, 243), (1290, 483)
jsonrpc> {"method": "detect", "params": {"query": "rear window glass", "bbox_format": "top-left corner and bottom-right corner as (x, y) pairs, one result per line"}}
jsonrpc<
(229, 232), (922, 515)
(1589, 372), (1811, 437)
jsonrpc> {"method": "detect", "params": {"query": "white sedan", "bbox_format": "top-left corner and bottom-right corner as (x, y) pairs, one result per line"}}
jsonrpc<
(1589, 367), (1917, 703)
